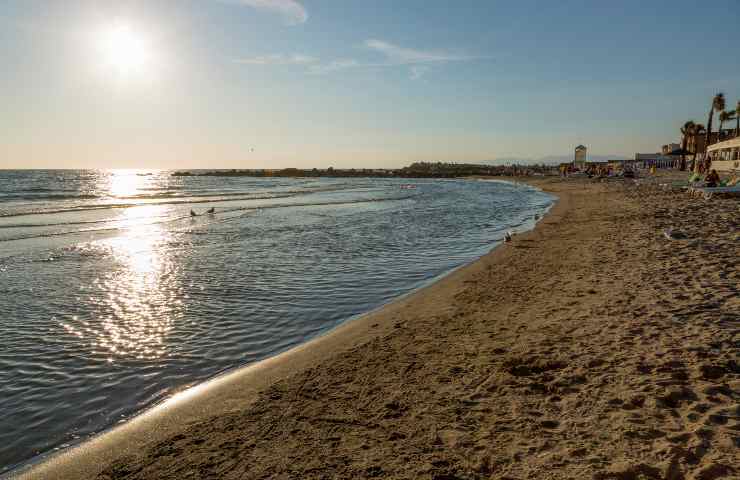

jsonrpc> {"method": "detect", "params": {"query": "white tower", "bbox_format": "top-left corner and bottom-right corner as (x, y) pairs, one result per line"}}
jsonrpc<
(574, 145), (587, 170)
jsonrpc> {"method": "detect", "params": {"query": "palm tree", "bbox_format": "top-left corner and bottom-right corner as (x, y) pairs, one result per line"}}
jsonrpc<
(680, 120), (695, 170)
(719, 111), (731, 140)
(690, 123), (706, 172)
(705, 93), (726, 147)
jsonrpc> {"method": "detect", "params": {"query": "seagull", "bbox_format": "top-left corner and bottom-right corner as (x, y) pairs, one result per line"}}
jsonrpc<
(206, 207), (215, 214)
(504, 231), (513, 243)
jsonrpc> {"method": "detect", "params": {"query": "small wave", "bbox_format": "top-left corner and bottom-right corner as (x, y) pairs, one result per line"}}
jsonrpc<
(0, 183), (360, 207)
(0, 195), (284, 218)
(0, 194), (101, 202)
(14, 187), (78, 193)
(2, 225), (124, 242)
(0, 184), (370, 219)
(0, 195), (416, 242)
(0, 212), (177, 230)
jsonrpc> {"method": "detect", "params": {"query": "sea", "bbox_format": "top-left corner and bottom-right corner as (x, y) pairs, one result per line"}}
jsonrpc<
(0, 169), (554, 473)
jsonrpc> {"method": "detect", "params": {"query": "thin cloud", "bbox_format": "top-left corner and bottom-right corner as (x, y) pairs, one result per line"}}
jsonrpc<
(234, 54), (317, 65)
(236, 39), (485, 77)
(309, 40), (481, 74)
(308, 59), (361, 74)
(364, 39), (477, 65)
(232, 0), (308, 25)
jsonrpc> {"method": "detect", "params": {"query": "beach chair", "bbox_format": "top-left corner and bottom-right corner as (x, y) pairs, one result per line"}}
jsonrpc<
(688, 185), (740, 199)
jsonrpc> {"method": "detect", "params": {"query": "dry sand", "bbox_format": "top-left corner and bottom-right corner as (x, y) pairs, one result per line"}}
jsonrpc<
(20, 176), (740, 479)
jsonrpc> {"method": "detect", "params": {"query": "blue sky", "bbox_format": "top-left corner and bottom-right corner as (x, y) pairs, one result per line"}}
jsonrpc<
(1, 0), (738, 168)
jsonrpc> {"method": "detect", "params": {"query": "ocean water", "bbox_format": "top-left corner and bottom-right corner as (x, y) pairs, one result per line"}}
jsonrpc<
(0, 170), (554, 472)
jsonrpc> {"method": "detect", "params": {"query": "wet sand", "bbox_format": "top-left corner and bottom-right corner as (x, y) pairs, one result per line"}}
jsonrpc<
(17, 176), (739, 479)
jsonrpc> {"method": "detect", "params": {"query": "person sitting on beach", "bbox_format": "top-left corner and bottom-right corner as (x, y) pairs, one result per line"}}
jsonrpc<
(704, 169), (720, 188)
(725, 172), (738, 187)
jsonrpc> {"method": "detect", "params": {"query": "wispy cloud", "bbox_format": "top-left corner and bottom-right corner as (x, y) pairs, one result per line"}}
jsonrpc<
(364, 39), (477, 65)
(309, 40), (481, 75)
(236, 39), (485, 79)
(231, 0), (308, 25)
(307, 59), (361, 74)
(233, 54), (317, 65)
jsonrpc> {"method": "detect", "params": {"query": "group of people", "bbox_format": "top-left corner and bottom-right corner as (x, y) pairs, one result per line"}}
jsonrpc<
(700, 160), (712, 175)
(688, 169), (738, 188)
(585, 164), (615, 178)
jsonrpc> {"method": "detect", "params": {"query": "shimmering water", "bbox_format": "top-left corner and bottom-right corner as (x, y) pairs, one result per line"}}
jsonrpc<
(0, 170), (554, 472)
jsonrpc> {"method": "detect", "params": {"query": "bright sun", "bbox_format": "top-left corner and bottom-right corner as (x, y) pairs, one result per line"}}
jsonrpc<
(99, 24), (152, 76)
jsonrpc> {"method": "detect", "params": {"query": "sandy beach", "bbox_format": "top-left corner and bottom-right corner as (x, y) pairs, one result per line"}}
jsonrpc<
(17, 175), (738, 480)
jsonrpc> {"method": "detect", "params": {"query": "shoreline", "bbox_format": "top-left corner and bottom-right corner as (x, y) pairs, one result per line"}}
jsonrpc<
(13, 175), (739, 479)
(11, 180), (557, 480)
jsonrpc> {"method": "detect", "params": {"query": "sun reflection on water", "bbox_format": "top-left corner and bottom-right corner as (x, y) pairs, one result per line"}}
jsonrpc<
(107, 169), (144, 198)
(61, 201), (185, 362)
(105, 169), (162, 199)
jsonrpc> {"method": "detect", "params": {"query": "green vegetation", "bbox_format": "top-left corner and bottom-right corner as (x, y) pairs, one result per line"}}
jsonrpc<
(705, 92), (726, 146)
(680, 120), (695, 171)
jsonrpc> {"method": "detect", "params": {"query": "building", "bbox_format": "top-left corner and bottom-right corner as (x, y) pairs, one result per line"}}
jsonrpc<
(661, 143), (681, 155)
(706, 137), (740, 172)
(634, 153), (674, 169)
(574, 145), (587, 170)
(635, 153), (659, 162)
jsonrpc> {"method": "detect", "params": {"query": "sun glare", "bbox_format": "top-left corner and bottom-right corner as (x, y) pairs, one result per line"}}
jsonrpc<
(98, 24), (152, 76)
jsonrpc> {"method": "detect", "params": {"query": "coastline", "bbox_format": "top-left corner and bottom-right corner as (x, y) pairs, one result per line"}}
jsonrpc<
(10, 179), (555, 480)
(13, 176), (739, 479)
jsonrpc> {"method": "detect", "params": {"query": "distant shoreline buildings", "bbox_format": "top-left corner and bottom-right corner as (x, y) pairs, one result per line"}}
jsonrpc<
(656, 93), (740, 173)
(174, 93), (740, 180)
(172, 162), (557, 179)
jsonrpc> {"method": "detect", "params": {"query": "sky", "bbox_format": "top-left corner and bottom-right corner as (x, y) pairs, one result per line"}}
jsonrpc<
(1, 0), (739, 169)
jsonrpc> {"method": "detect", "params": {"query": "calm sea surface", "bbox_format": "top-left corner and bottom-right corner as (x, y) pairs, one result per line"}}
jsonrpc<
(0, 170), (554, 472)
